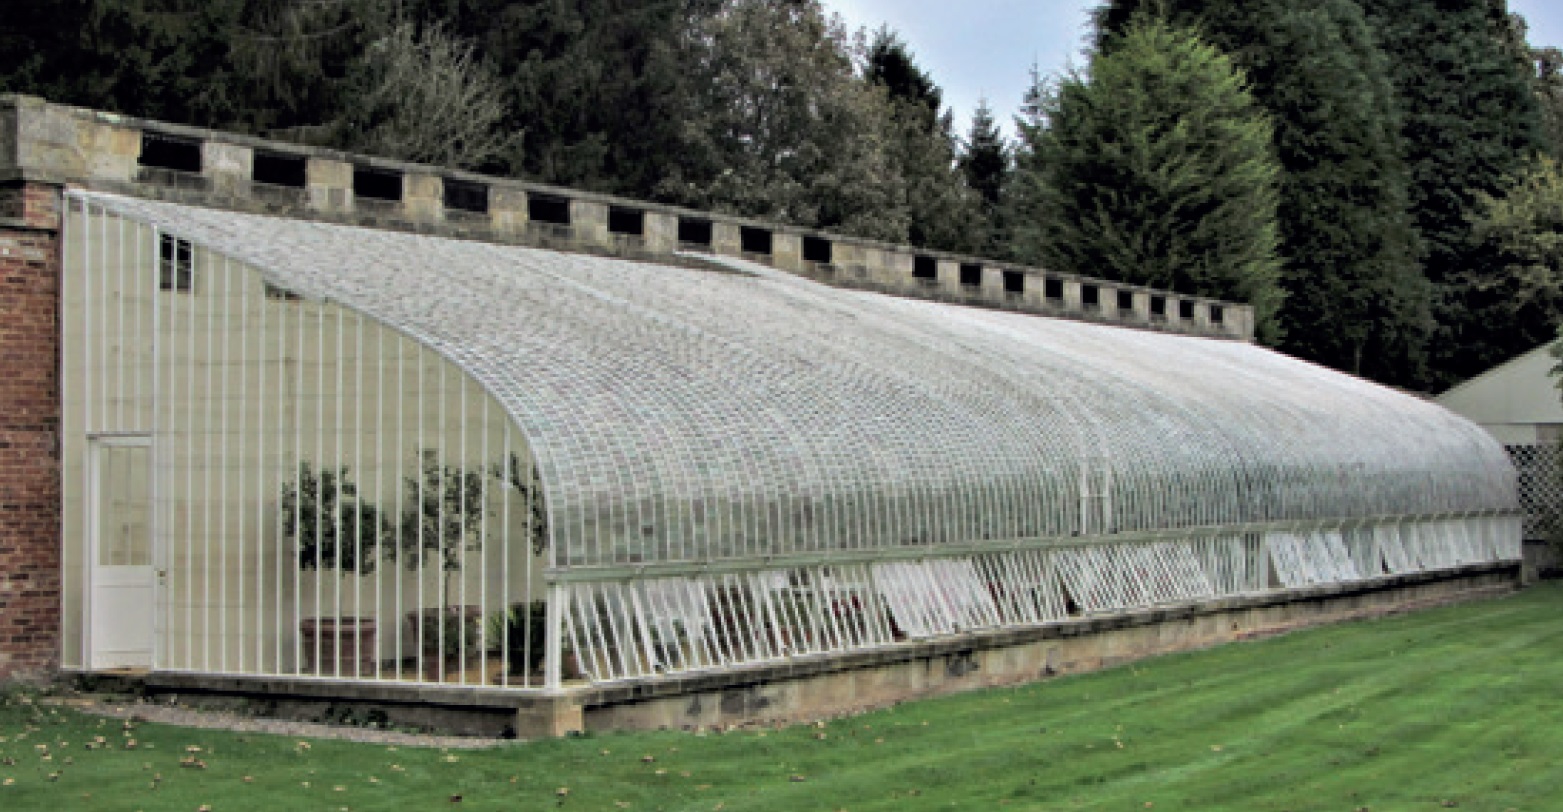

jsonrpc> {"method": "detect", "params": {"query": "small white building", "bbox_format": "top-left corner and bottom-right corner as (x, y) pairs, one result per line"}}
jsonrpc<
(1436, 343), (1563, 543)
(1435, 343), (1563, 445)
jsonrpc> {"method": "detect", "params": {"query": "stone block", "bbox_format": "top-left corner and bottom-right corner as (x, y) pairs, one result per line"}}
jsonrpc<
(514, 696), (584, 739)
(771, 232), (802, 271)
(490, 186), (527, 237)
(1063, 279), (1084, 311)
(203, 142), (252, 196)
(711, 222), (742, 256)
(643, 211), (677, 253)
(1131, 291), (1152, 323)
(404, 173), (444, 225)
(571, 199), (610, 248)
(307, 158), (353, 213)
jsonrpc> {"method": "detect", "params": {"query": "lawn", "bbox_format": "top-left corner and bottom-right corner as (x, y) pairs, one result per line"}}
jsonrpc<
(4, 584), (1561, 811)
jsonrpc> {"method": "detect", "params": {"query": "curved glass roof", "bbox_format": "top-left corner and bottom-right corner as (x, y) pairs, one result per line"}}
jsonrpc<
(81, 192), (1518, 569)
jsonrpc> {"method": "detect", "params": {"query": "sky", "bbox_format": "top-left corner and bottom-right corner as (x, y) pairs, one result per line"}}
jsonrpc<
(826, 0), (1563, 138)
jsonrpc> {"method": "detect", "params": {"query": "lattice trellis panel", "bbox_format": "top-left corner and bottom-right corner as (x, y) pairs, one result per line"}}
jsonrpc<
(1508, 444), (1563, 539)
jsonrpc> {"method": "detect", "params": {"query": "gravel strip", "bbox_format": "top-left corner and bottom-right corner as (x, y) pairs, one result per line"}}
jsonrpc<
(44, 696), (514, 749)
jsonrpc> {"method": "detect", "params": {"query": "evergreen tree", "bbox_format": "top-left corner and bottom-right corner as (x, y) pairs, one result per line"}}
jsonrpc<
(958, 98), (1010, 255)
(865, 29), (981, 252)
(1097, 0), (1429, 385)
(961, 100), (1008, 209)
(865, 27), (943, 122)
(1022, 19), (1284, 333)
(0, 0), (249, 127)
(1355, 0), (1546, 385)
(1006, 66), (1053, 265)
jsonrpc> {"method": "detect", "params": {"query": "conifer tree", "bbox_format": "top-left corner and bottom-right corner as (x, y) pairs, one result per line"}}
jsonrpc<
(959, 99), (1010, 255)
(1096, 0), (1429, 385)
(866, 29), (982, 252)
(1355, 0), (1545, 385)
(1023, 19), (1284, 334)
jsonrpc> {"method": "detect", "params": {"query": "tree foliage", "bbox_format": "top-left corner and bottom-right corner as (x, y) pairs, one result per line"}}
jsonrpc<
(1095, 0), (1428, 383)
(866, 29), (982, 252)
(1020, 19), (1284, 334)
(655, 0), (909, 242)
(1464, 157), (1563, 374)
(1355, 0), (1546, 386)
(336, 21), (513, 169)
(0, 0), (996, 244)
(959, 98), (1010, 255)
(1538, 44), (1563, 157)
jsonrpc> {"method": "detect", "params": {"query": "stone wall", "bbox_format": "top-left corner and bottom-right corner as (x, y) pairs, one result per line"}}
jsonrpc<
(581, 566), (1519, 734)
(0, 181), (61, 681)
(121, 565), (1519, 738)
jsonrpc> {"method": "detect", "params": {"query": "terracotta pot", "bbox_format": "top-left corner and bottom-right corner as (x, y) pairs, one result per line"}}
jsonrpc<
(299, 617), (378, 676)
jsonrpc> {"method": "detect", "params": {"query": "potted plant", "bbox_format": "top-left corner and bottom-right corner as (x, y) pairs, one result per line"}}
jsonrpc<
(392, 451), (489, 677)
(491, 600), (547, 677)
(279, 463), (389, 675)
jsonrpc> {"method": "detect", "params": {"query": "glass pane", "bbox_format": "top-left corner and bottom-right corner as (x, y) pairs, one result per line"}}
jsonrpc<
(100, 445), (150, 566)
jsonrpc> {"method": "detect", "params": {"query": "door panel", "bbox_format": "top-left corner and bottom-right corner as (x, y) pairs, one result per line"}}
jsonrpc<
(89, 439), (154, 670)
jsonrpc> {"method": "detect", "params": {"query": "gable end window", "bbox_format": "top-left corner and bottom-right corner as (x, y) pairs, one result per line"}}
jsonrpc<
(159, 234), (194, 292)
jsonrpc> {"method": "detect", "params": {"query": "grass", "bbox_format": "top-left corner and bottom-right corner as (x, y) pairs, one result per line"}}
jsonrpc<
(4, 585), (1563, 811)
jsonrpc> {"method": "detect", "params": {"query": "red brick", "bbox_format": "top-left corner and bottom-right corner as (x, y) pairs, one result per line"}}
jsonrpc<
(0, 181), (61, 682)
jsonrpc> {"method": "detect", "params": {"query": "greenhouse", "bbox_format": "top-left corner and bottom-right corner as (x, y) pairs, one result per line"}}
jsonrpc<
(60, 189), (1521, 693)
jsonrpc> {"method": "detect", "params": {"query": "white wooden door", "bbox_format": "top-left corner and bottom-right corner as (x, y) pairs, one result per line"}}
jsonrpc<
(89, 437), (155, 670)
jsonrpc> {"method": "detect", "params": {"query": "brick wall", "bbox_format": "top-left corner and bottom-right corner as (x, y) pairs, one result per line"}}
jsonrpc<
(0, 181), (61, 682)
